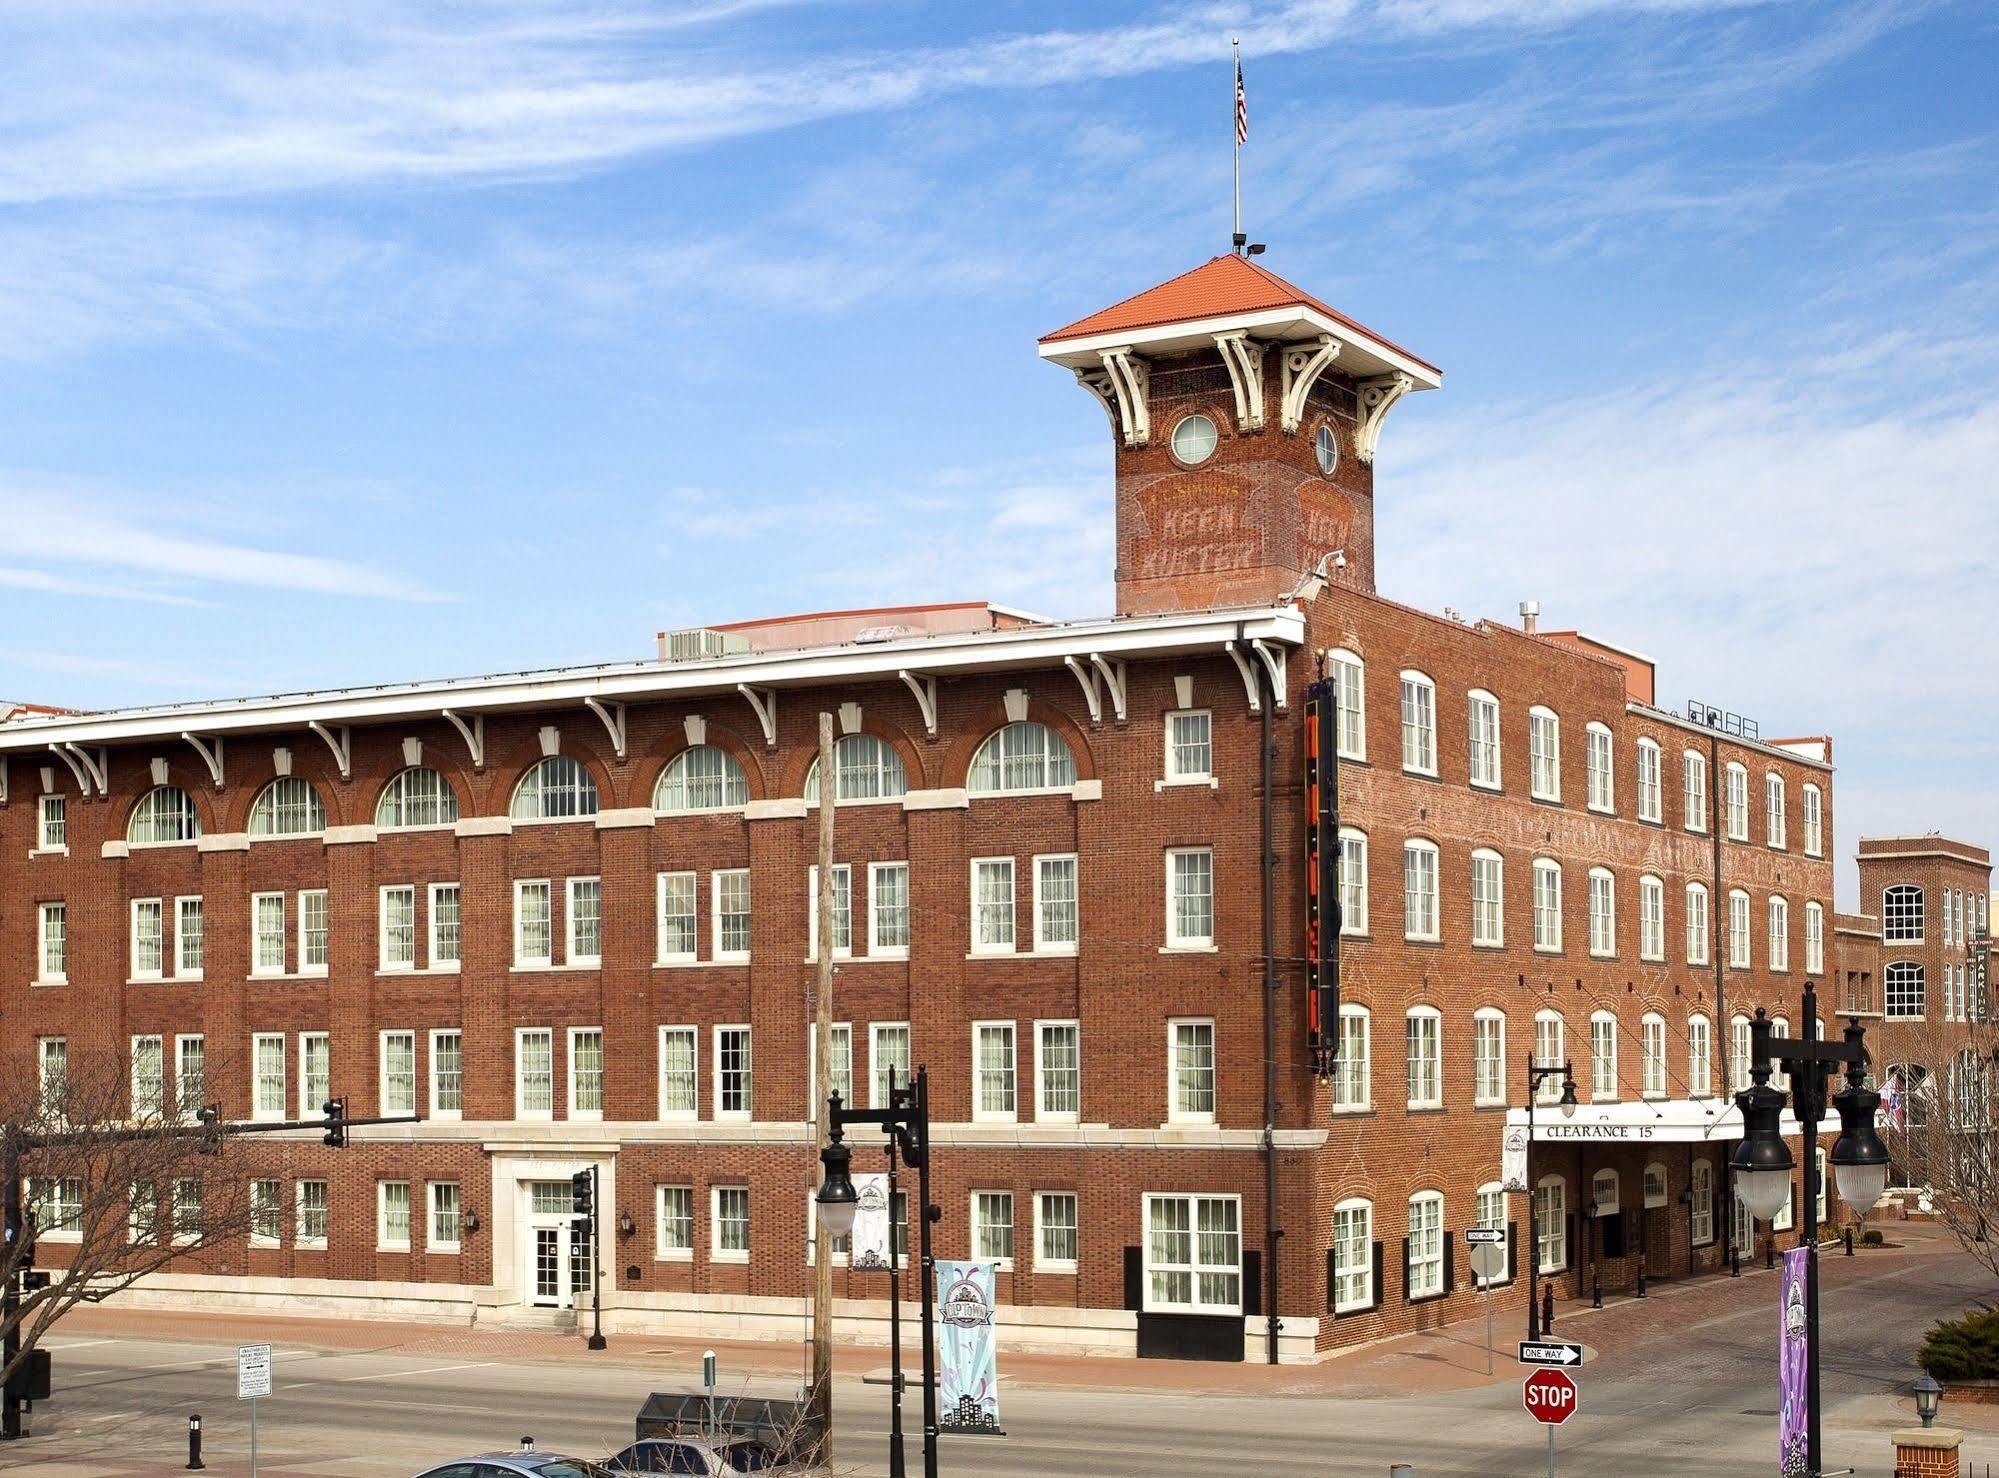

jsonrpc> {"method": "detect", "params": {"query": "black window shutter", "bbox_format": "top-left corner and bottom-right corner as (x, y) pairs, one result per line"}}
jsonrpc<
(1122, 1245), (1143, 1311)
(1326, 1247), (1337, 1311)
(1368, 1240), (1383, 1312)
(1243, 1249), (1262, 1316)
(1400, 1236), (1411, 1303)
(1443, 1230), (1455, 1291)
(1565, 1213), (1577, 1271)
(1507, 1219), (1519, 1285)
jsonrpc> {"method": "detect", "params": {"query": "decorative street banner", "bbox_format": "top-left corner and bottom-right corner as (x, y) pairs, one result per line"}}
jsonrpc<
(1779, 1247), (1810, 1477)
(1500, 1123), (1530, 1194)
(849, 1174), (891, 1271)
(936, 1260), (1003, 1435)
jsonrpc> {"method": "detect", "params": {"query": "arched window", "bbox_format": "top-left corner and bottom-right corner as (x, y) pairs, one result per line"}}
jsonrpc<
(1802, 783), (1823, 856)
(1585, 722), (1614, 813)
(1535, 1174), (1567, 1274)
(1590, 1168), (1619, 1218)
(1768, 895), (1790, 971)
(1332, 1003), (1371, 1112)
(1529, 706), (1561, 801)
(1683, 749), (1709, 831)
(1639, 874), (1664, 961)
(510, 756), (600, 821)
(1686, 882), (1710, 965)
(653, 746), (749, 813)
(1331, 1197), (1374, 1311)
(968, 722), (1076, 795)
(1765, 772), (1787, 849)
(1467, 689), (1501, 789)
(1406, 1006), (1442, 1108)
(375, 767), (459, 830)
(249, 777), (325, 838)
(1532, 858), (1563, 952)
(1885, 961), (1926, 1019)
(1589, 1010), (1618, 1100)
(1404, 838), (1440, 941)
(1883, 884), (1925, 944)
(1473, 1007), (1506, 1104)
(1687, 1012), (1713, 1098)
(1327, 650), (1365, 760)
(1644, 1161), (1669, 1209)
(1635, 737), (1662, 822)
(1588, 867), (1616, 957)
(1723, 761), (1749, 840)
(128, 785), (201, 845)
(1690, 1160), (1714, 1245)
(1470, 849), (1504, 947)
(804, 734), (908, 803)
(1407, 1190), (1446, 1298)
(1533, 1010), (1565, 1101)
(1398, 670), (1437, 776)
(1640, 1012), (1667, 1098)
(1337, 827), (1369, 936)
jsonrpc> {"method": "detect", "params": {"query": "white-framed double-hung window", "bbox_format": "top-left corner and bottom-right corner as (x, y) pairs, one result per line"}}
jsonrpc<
(1327, 650), (1366, 760)
(428, 884), (460, 968)
(1687, 1014), (1712, 1098)
(1686, 882), (1710, 965)
(970, 857), (1016, 955)
(1143, 1194), (1240, 1315)
(1532, 859), (1563, 952)
(1636, 738), (1662, 822)
(973, 1022), (1016, 1123)
(807, 865), (854, 960)
(1533, 1012), (1564, 1102)
(1467, 690), (1501, 789)
(1399, 671), (1437, 775)
(1166, 847), (1215, 948)
(1035, 1020), (1080, 1123)
(1404, 840), (1440, 941)
(1585, 723), (1614, 813)
(1332, 1005), (1370, 1112)
(657, 1026), (698, 1120)
(379, 885), (417, 971)
(131, 898), (165, 980)
(1769, 895), (1791, 972)
(1766, 772), (1787, 849)
(251, 892), (287, 976)
(1168, 1018), (1216, 1124)
(1589, 1012), (1618, 1100)
(1332, 1197), (1374, 1311)
(1033, 854), (1079, 952)
(1407, 1191), (1445, 1299)
(1338, 828), (1368, 935)
(1683, 750), (1708, 831)
(36, 794), (66, 852)
(428, 1029), (461, 1119)
(1639, 874), (1664, 961)
(715, 1026), (753, 1120)
(867, 863), (908, 958)
(714, 869), (751, 961)
(568, 1027), (604, 1119)
(1640, 1013), (1667, 1098)
(252, 1033), (286, 1121)
(1588, 868), (1616, 957)
(1164, 709), (1214, 784)
(515, 1027), (554, 1119)
(513, 881), (552, 967)
(1473, 1008), (1505, 1105)
(380, 1030), (417, 1116)
(1470, 849), (1503, 946)
(657, 872), (697, 963)
(1529, 707), (1561, 801)
(1406, 1008), (1442, 1109)
(567, 877), (602, 966)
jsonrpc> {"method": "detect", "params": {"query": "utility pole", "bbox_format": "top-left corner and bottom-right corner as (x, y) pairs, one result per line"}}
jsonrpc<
(3, 1129), (22, 1441)
(809, 712), (837, 1458)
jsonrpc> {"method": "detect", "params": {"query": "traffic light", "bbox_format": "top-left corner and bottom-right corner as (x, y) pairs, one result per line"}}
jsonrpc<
(321, 1097), (347, 1149)
(3, 1349), (51, 1402)
(570, 1168), (593, 1242)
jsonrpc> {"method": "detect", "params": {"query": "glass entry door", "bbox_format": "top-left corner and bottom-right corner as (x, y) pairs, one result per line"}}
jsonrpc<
(525, 1179), (588, 1310)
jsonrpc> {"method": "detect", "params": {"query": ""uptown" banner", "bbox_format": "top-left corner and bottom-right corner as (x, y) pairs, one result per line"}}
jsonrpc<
(936, 1260), (1003, 1435)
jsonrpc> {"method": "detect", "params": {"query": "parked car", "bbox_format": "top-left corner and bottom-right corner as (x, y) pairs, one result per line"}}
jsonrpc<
(414, 1446), (611, 1478)
(603, 1435), (793, 1473)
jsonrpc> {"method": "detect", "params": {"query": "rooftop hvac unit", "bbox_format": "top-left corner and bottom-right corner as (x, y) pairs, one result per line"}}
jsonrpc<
(658, 628), (751, 663)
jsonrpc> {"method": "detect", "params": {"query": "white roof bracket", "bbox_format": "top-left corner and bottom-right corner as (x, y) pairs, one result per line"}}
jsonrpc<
(181, 732), (225, 788)
(1062, 655), (1103, 724)
(307, 721), (352, 781)
(441, 709), (485, 771)
(1280, 335), (1340, 434)
(1224, 642), (1262, 715)
(1249, 638), (1288, 711)
(54, 743), (100, 796)
(584, 698), (628, 760)
(1088, 652), (1129, 723)
(1098, 346), (1152, 446)
(738, 684), (778, 748)
(1214, 329), (1266, 433)
(1072, 368), (1121, 437)
(897, 670), (938, 737)
(1355, 373), (1414, 465)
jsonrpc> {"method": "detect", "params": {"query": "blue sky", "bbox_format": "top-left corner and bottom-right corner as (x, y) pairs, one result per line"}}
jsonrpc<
(1, 0), (1994, 904)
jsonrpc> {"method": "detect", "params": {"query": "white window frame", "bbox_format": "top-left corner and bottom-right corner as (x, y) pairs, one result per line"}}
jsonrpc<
(656, 871), (698, 965)
(710, 1185), (750, 1263)
(1769, 895), (1791, 972)
(566, 876), (602, 967)
(130, 1034), (164, 1119)
(1636, 738), (1662, 823)
(1327, 650), (1366, 761)
(1034, 1190), (1079, 1274)
(657, 1025), (699, 1121)
(1332, 1197), (1375, 1312)
(428, 1181), (462, 1253)
(1535, 1174), (1567, 1275)
(1691, 1159), (1714, 1245)
(1533, 1012), (1565, 1103)
(972, 1020), (1018, 1124)
(1729, 889), (1752, 969)
(1529, 706), (1561, 802)
(1688, 1014), (1713, 1098)
(1407, 1190), (1445, 1299)
(428, 1028), (462, 1121)
(1883, 884), (1924, 945)
(1406, 1007), (1442, 1110)
(427, 882), (460, 970)
(35, 901), (67, 984)
(870, 1022), (911, 1108)
(1470, 849), (1504, 947)
(1532, 859), (1563, 953)
(1585, 722), (1614, 814)
(294, 1028), (326, 1120)
(1588, 867), (1616, 958)
(249, 1177), (284, 1248)
(1467, 689), (1501, 791)
(1338, 827), (1369, 936)
(36, 793), (67, 853)
(298, 889), (329, 977)
(655, 1184), (695, 1261)
(1639, 874), (1664, 961)
(567, 1026), (605, 1121)
(130, 897), (165, 982)
(1333, 1004), (1371, 1113)
(379, 884), (417, 973)
(713, 868), (751, 962)
(866, 862), (908, 959)
(1805, 901), (1825, 975)
(1686, 882), (1711, 965)
(515, 1027), (554, 1120)
(379, 1029), (418, 1117)
(971, 1190), (1016, 1270)
(1167, 1017), (1217, 1125)
(1142, 1193), (1242, 1316)
(1473, 1007), (1506, 1106)
(1034, 1019), (1081, 1125)
(1766, 772), (1787, 849)
(513, 880), (553, 968)
(1683, 750), (1708, 832)
(1403, 839), (1440, 942)
(175, 895), (204, 979)
(1802, 783), (1823, 857)
(969, 856), (1017, 956)
(806, 863), (853, 960)
(1032, 853), (1080, 954)
(251, 1032), (286, 1122)
(1399, 670), (1437, 777)
(1724, 762), (1749, 841)
(1589, 1011), (1618, 1101)
(1163, 708), (1215, 785)
(1165, 847), (1216, 949)
(295, 1179), (328, 1250)
(250, 891), (286, 977)
(1641, 1013), (1667, 1098)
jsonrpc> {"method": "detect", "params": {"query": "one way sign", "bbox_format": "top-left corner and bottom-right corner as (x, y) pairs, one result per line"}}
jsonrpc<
(1518, 1340), (1584, 1368)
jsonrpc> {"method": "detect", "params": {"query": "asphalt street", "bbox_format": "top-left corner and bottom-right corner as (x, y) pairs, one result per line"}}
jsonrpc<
(7, 1243), (1995, 1476)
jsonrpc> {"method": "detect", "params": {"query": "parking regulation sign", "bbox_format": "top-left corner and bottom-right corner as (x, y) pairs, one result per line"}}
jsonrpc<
(237, 1343), (272, 1400)
(1523, 1368), (1577, 1426)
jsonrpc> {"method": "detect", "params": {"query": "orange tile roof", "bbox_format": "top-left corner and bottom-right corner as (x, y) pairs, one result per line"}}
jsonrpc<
(1039, 253), (1438, 374)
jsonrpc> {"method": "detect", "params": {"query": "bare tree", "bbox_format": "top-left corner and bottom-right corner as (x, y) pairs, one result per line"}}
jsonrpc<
(1879, 1010), (1999, 1284)
(3, 1046), (254, 1403)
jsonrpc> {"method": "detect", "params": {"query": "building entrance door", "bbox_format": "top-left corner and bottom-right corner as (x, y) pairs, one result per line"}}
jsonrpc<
(523, 1179), (591, 1310)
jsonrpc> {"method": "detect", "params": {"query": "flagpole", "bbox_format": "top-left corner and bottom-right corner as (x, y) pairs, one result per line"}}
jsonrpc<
(1231, 36), (1242, 248)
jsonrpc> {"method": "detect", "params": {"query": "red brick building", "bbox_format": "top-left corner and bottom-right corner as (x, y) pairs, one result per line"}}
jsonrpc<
(1, 253), (1842, 1361)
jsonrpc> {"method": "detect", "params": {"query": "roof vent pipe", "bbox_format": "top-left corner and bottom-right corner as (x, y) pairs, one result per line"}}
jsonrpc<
(1519, 600), (1540, 635)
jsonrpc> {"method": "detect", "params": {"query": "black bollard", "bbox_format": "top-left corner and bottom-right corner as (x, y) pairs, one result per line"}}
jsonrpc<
(1637, 1265), (1647, 1299)
(1731, 1247), (1741, 1278)
(1765, 1234), (1775, 1272)
(1591, 1271), (1602, 1310)
(187, 1414), (204, 1470)
(1844, 1227), (1854, 1258)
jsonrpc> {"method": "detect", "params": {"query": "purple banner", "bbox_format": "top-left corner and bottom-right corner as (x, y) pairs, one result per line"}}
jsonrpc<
(1779, 1247), (1810, 1476)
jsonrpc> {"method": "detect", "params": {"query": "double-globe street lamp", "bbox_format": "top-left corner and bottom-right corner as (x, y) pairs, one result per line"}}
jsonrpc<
(815, 1065), (941, 1478)
(1523, 1058), (1579, 1340)
(1729, 979), (1891, 1478)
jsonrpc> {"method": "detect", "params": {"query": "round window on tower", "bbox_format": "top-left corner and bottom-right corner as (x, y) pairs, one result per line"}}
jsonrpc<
(1171, 414), (1219, 466)
(1315, 423), (1340, 477)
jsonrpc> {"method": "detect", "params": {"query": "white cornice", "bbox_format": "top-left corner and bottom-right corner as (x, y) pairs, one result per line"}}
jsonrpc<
(0, 606), (1304, 754)
(1038, 304), (1442, 391)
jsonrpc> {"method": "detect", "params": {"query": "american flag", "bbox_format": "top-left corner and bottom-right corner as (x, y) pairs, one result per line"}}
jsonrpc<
(1235, 58), (1248, 145)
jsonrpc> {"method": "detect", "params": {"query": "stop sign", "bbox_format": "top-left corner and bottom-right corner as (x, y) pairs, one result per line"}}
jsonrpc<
(1523, 1368), (1578, 1425)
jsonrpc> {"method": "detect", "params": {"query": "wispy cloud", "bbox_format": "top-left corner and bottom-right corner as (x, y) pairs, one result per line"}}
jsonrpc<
(0, 483), (447, 602)
(0, 567), (211, 607)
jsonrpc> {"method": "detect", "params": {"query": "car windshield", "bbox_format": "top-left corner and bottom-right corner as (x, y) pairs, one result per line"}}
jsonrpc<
(529, 1461), (613, 1478)
(722, 1444), (779, 1472)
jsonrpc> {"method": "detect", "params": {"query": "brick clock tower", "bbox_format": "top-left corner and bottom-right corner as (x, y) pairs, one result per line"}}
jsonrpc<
(1039, 253), (1440, 614)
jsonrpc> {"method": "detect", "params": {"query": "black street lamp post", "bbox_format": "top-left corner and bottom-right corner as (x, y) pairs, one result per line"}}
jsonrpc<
(1729, 980), (1891, 1478)
(1522, 1057), (1579, 1340)
(815, 1065), (940, 1478)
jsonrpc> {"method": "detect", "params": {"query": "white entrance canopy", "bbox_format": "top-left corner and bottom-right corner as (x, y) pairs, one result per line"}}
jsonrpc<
(1504, 1096), (1818, 1146)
